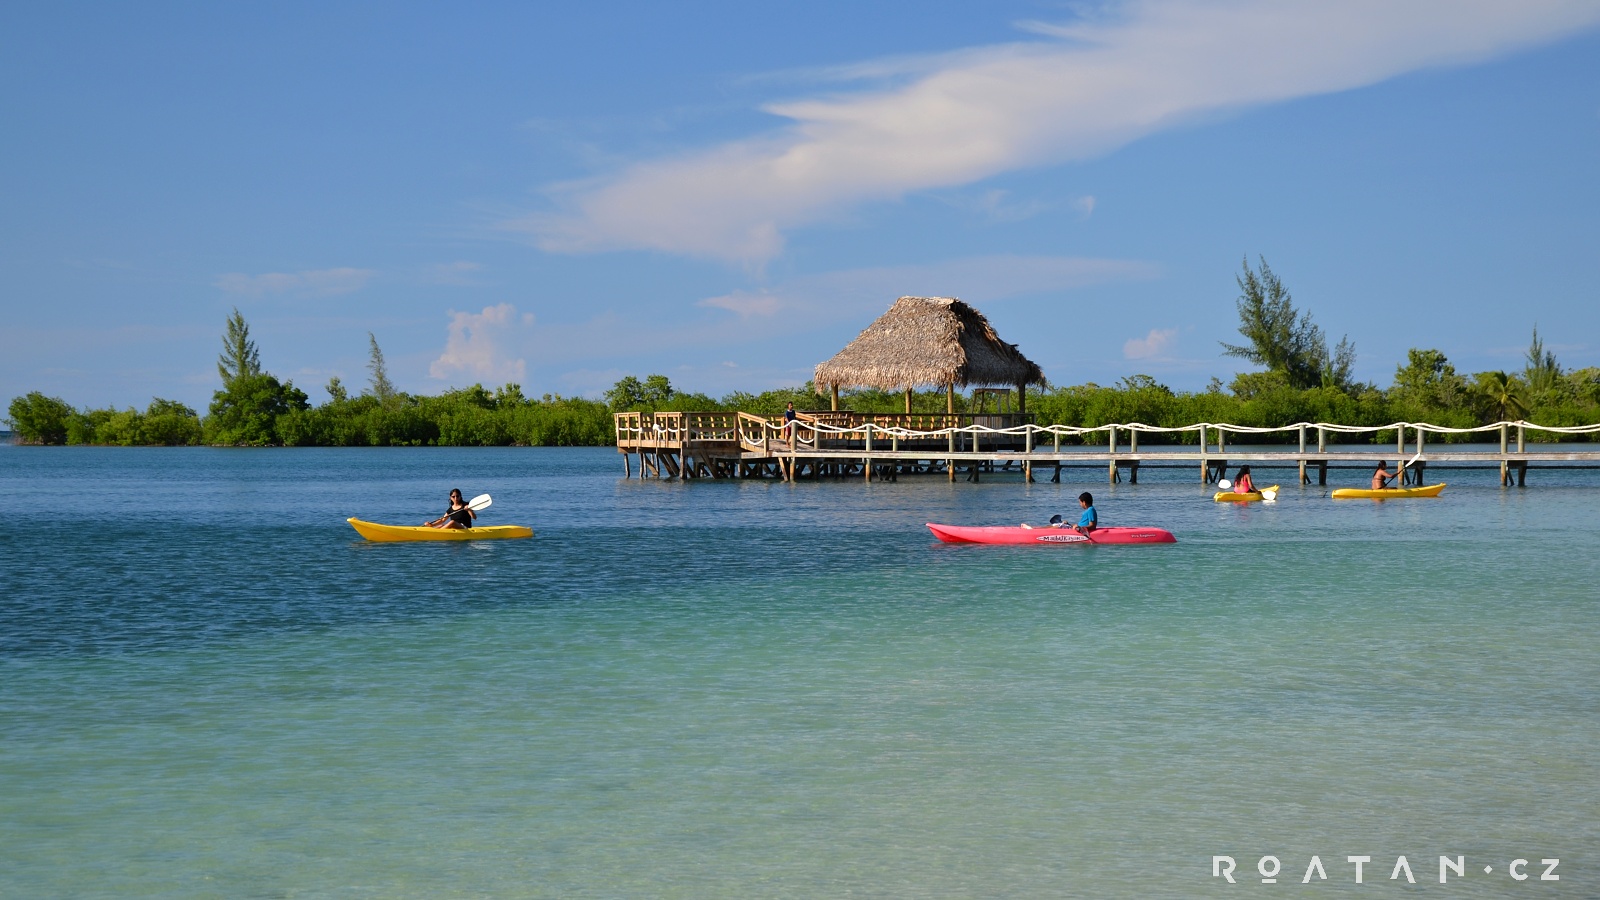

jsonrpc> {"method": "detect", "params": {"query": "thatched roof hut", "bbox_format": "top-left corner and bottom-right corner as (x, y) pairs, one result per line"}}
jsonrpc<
(814, 296), (1043, 411)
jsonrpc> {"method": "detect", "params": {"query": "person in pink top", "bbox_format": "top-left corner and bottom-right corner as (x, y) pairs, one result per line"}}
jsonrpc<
(1233, 466), (1255, 494)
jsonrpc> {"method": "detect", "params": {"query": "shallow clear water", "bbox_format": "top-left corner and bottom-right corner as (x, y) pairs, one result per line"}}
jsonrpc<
(2, 445), (1596, 896)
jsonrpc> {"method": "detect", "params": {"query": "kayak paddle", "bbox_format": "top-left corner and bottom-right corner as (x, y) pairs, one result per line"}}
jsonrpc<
(1389, 449), (1425, 487)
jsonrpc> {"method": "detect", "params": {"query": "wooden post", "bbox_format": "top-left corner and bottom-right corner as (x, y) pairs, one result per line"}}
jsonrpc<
(1217, 426), (1225, 456)
(623, 451), (632, 478)
(1298, 424), (1307, 484)
(1108, 426), (1117, 484)
(904, 388), (911, 414)
(1500, 423), (1509, 485)
(1024, 426), (1033, 482)
(946, 384), (954, 414)
(1517, 425), (1525, 453)
(831, 384), (839, 412)
(1397, 426), (1405, 457)
(1199, 424), (1208, 483)
(864, 424), (872, 483)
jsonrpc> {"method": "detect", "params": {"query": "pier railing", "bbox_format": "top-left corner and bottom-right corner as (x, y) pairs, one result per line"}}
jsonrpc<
(617, 414), (1600, 483)
(725, 417), (1596, 450)
(614, 411), (740, 447)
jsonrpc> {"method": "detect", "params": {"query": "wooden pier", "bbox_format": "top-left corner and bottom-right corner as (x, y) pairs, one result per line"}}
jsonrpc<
(614, 412), (1600, 486)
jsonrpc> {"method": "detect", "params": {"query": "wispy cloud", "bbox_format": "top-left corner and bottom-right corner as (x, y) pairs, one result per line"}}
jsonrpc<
(429, 303), (535, 384)
(1124, 327), (1178, 360)
(426, 261), (486, 286)
(214, 267), (376, 297)
(960, 188), (1054, 224)
(718, 254), (1161, 321)
(698, 291), (782, 318)
(517, 0), (1600, 264)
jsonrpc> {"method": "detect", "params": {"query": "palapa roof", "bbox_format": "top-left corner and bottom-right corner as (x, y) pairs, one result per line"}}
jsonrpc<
(814, 296), (1044, 391)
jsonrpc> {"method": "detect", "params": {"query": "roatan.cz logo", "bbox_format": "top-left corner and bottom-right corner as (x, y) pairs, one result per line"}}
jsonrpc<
(1212, 855), (1559, 885)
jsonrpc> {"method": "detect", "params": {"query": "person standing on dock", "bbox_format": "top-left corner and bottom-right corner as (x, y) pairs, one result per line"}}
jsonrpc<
(1073, 492), (1097, 535)
(783, 401), (798, 444)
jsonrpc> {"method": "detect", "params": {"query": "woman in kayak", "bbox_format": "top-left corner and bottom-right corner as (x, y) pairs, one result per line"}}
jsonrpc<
(426, 488), (476, 529)
(1371, 461), (1399, 490)
(1073, 492), (1097, 535)
(1233, 466), (1255, 494)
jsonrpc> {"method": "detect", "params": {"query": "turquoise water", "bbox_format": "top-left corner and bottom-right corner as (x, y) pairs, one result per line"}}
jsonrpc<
(2, 445), (1596, 897)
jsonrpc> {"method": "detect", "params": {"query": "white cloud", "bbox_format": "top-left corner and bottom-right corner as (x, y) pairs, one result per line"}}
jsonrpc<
(1124, 327), (1179, 360)
(519, 0), (1600, 264)
(1073, 195), (1096, 219)
(429, 303), (534, 384)
(214, 267), (375, 297)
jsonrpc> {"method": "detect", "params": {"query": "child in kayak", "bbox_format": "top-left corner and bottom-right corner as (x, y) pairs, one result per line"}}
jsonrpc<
(426, 488), (476, 529)
(1020, 492), (1097, 532)
(1073, 492), (1097, 535)
(1233, 466), (1255, 494)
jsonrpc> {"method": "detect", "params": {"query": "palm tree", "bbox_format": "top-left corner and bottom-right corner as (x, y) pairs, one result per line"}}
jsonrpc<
(1476, 371), (1529, 422)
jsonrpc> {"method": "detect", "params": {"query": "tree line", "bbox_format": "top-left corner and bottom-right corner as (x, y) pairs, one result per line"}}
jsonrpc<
(7, 259), (1598, 445)
(5, 310), (612, 446)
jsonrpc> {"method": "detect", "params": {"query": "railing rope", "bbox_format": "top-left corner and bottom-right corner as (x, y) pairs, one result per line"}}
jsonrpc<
(623, 413), (1600, 447)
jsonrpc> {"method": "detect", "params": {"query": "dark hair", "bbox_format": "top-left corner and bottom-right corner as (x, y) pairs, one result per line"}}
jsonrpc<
(1078, 492), (1093, 504)
(1375, 461), (1387, 470)
(1237, 466), (1250, 476)
(450, 488), (463, 498)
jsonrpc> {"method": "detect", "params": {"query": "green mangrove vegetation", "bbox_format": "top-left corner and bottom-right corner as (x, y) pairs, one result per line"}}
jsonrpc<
(8, 259), (1599, 446)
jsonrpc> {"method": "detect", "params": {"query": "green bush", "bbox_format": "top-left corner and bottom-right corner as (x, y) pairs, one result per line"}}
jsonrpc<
(6, 392), (78, 444)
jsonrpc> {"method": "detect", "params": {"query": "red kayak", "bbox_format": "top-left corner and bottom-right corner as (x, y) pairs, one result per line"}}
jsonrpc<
(926, 523), (1177, 545)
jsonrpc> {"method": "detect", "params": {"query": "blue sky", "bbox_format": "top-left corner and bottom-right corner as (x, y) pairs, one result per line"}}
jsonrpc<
(4, 1), (1599, 411)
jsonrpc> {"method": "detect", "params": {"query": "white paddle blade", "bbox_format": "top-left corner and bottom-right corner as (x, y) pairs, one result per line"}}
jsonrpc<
(1216, 479), (1232, 490)
(468, 493), (493, 511)
(1261, 489), (1278, 502)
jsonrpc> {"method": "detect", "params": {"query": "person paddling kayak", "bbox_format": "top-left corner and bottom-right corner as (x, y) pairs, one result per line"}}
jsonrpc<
(1019, 491), (1098, 532)
(1233, 466), (1255, 494)
(1371, 460), (1400, 491)
(1072, 492), (1098, 535)
(425, 488), (476, 529)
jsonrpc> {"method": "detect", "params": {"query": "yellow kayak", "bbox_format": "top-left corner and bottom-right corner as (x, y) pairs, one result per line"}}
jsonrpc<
(1213, 484), (1279, 502)
(1330, 483), (1446, 500)
(347, 517), (534, 542)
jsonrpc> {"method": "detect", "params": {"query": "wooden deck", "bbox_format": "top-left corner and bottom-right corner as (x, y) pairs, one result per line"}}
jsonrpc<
(614, 411), (1600, 485)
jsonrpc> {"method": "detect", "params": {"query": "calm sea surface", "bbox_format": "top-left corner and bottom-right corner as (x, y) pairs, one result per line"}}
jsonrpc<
(2, 445), (1597, 897)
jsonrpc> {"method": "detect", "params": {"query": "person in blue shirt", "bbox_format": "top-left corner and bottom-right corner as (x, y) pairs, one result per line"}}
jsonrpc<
(1072, 492), (1097, 535)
